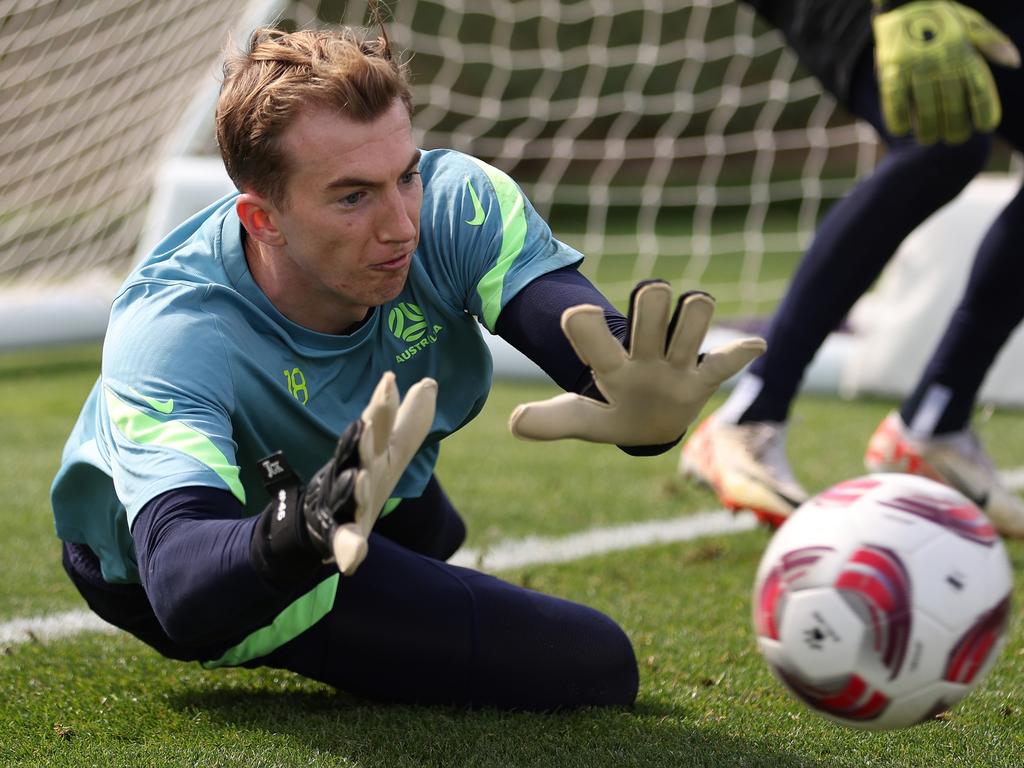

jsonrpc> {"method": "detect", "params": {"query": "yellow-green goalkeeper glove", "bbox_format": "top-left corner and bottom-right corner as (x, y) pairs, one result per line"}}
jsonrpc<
(872, 0), (1020, 145)
(508, 281), (765, 449)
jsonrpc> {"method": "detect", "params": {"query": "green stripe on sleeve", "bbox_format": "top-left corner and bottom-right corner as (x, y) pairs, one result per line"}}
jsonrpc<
(379, 497), (402, 518)
(104, 387), (246, 503)
(202, 574), (340, 668)
(469, 157), (528, 331)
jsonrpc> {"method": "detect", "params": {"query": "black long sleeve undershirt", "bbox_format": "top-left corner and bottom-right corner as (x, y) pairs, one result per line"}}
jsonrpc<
(132, 485), (299, 646)
(494, 264), (627, 393)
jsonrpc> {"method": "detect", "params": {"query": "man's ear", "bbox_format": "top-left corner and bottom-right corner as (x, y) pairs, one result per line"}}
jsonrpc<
(237, 193), (286, 247)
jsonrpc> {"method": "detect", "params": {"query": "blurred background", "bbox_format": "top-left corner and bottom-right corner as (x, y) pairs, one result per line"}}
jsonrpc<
(2, 0), (1022, 400)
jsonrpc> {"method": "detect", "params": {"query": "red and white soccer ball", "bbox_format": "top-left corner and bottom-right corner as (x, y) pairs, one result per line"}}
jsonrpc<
(752, 473), (1013, 730)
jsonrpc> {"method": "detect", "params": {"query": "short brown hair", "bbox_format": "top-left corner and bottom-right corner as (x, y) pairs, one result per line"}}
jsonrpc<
(216, 25), (413, 208)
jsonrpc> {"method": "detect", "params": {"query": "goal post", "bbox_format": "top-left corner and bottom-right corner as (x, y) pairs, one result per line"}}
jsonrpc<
(0, 0), (284, 346)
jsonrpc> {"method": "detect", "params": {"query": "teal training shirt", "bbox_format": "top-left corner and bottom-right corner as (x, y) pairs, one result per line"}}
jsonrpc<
(51, 149), (583, 583)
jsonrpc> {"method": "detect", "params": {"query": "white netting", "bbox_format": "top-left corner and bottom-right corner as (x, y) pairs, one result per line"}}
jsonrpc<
(0, 0), (900, 320)
(213, 0), (883, 315)
(0, 0), (263, 289)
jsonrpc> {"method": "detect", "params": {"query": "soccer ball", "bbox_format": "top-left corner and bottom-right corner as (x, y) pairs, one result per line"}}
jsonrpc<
(752, 473), (1013, 730)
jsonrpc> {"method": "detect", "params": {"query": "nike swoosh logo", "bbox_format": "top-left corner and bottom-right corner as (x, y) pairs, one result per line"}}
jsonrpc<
(130, 391), (174, 415)
(465, 178), (485, 226)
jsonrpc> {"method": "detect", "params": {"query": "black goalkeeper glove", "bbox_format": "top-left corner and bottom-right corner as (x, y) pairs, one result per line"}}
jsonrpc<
(251, 372), (437, 585)
(249, 422), (362, 585)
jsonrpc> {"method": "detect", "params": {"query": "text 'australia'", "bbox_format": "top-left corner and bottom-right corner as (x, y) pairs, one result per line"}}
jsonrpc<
(396, 325), (445, 364)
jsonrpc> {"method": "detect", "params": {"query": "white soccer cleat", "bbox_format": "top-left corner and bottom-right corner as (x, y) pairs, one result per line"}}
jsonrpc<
(865, 410), (1024, 538)
(679, 415), (809, 527)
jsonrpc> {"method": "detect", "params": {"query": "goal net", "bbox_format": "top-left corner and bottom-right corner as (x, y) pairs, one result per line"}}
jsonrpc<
(4, 0), (1020, 400)
(1, 0), (872, 333)
(0, 0), (284, 345)
(277, 0), (881, 317)
(396, 0), (879, 316)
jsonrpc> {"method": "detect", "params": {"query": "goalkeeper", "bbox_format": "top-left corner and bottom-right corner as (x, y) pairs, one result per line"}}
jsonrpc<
(50, 23), (763, 709)
(683, 0), (1024, 536)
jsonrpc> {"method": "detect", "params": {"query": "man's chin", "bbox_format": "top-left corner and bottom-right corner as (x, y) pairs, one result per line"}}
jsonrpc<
(370, 269), (411, 307)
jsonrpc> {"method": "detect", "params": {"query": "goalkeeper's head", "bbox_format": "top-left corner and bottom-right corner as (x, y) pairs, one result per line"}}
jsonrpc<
(216, 23), (413, 210)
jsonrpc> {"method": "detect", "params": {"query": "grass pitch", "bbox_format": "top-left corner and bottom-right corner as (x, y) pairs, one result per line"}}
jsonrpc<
(3, 344), (1024, 767)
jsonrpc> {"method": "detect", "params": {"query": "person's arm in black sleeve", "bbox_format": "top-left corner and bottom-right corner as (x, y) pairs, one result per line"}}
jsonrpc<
(132, 373), (437, 648)
(132, 486), (318, 648)
(495, 264), (627, 393)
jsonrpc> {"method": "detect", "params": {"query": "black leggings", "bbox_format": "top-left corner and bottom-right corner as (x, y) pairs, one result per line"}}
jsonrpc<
(740, 30), (1024, 431)
(63, 478), (638, 710)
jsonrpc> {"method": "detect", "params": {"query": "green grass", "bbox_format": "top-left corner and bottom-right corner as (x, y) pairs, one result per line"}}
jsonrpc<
(584, 247), (804, 317)
(4, 344), (1024, 767)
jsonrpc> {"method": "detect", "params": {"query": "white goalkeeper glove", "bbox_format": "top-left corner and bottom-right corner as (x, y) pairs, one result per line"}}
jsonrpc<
(331, 372), (437, 575)
(508, 281), (765, 449)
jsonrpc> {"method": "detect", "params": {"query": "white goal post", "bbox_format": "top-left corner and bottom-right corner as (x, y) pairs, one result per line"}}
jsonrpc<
(0, 0), (285, 346)
(2, 0), (1021, 404)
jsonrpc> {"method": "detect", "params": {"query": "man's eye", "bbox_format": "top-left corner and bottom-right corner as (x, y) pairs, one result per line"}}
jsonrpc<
(401, 171), (421, 185)
(341, 191), (363, 206)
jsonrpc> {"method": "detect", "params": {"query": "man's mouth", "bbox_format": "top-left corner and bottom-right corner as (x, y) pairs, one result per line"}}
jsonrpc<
(371, 251), (412, 271)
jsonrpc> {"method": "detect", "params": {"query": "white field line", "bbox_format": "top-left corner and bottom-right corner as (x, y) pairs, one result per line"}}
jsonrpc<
(449, 509), (759, 571)
(0, 608), (118, 645)
(0, 509), (757, 648)
(4, 466), (1024, 649)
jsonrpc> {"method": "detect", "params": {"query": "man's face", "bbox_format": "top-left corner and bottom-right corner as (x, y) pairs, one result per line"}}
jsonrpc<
(262, 100), (422, 330)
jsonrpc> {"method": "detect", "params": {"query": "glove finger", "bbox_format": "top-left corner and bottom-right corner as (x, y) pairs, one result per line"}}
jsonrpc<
(330, 419), (363, 470)
(352, 468), (378, 531)
(697, 337), (766, 387)
(332, 523), (369, 576)
(509, 392), (611, 442)
(388, 377), (438, 469)
(665, 292), (715, 368)
(360, 371), (399, 465)
(909, 71), (940, 145)
(625, 281), (671, 360)
(963, 60), (1001, 133)
(361, 370), (396, 423)
(960, 6), (1021, 68)
(353, 457), (394, 533)
(561, 304), (627, 374)
(877, 65), (912, 136)
(976, 38), (1022, 69)
(937, 71), (971, 144)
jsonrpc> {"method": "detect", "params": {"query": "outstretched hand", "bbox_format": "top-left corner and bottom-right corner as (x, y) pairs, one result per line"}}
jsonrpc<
(508, 281), (765, 449)
(331, 372), (437, 575)
(872, 0), (1020, 145)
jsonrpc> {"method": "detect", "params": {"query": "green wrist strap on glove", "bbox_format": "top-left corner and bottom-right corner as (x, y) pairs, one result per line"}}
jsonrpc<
(508, 280), (765, 449)
(872, 0), (1020, 145)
